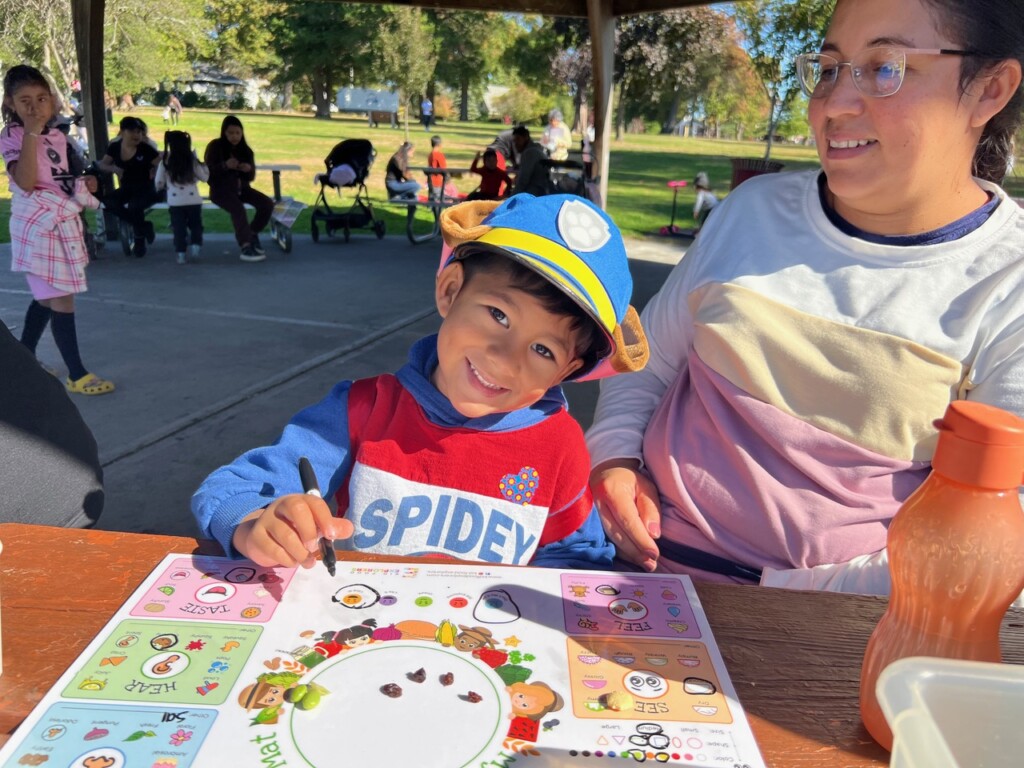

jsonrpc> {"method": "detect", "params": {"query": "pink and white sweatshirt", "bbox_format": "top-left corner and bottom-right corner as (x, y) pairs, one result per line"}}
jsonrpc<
(587, 170), (1024, 593)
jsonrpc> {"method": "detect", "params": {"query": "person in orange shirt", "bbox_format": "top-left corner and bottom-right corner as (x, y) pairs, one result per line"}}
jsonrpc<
(427, 135), (459, 201)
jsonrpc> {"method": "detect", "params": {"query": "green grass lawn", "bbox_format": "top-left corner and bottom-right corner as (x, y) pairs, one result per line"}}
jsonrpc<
(2, 108), (1021, 244)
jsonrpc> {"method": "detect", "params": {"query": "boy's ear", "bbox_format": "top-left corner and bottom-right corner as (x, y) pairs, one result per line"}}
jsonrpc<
(435, 261), (465, 318)
(559, 356), (585, 383)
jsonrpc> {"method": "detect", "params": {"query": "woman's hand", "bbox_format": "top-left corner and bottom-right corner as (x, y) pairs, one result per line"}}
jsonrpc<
(225, 157), (239, 170)
(231, 494), (353, 569)
(590, 459), (662, 571)
(238, 162), (252, 173)
(83, 175), (98, 194)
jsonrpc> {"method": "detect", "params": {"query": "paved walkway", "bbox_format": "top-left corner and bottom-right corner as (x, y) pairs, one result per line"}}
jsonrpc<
(0, 229), (688, 539)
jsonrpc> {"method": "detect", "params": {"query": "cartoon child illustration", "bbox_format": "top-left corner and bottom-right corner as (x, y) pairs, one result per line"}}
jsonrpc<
(237, 671), (302, 725)
(506, 680), (565, 742)
(454, 625), (496, 653)
(300, 619), (379, 668)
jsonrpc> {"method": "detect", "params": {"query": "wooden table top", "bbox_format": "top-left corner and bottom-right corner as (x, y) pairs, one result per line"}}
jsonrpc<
(2, 522), (1022, 765)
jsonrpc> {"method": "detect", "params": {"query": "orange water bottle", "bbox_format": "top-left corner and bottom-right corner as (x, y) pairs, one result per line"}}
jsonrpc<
(860, 400), (1024, 750)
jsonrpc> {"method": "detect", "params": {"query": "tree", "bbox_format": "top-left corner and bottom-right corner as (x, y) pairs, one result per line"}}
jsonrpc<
(0, 0), (208, 97)
(431, 11), (510, 122)
(275, 2), (387, 119)
(733, 0), (834, 158)
(376, 6), (438, 138)
(492, 83), (545, 124)
(551, 42), (591, 131)
(702, 37), (770, 140)
(202, 0), (283, 80)
(651, 8), (733, 134)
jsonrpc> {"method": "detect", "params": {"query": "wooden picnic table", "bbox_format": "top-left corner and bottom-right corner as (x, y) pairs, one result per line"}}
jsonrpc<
(1, 522), (1022, 765)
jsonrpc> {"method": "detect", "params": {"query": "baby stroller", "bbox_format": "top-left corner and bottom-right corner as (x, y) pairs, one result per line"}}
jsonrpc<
(310, 139), (387, 243)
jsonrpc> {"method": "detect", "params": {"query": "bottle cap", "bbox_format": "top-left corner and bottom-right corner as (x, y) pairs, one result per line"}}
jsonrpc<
(932, 401), (1024, 489)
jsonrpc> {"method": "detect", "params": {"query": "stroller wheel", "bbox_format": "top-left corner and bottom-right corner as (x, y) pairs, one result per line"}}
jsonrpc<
(374, 220), (386, 239)
(278, 227), (292, 254)
(118, 219), (133, 257)
(310, 221), (320, 243)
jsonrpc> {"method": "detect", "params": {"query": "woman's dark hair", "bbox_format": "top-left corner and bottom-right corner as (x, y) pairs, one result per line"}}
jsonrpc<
(218, 114), (254, 163)
(459, 249), (609, 377)
(921, 0), (1024, 182)
(2, 65), (51, 125)
(163, 130), (196, 185)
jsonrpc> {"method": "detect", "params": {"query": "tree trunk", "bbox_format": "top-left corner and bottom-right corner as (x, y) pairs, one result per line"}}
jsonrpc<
(763, 92), (778, 160)
(313, 69), (332, 120)
(664, 87), (682, 134)
(280, 81), (294, 112)
(614, 82), (626, 141)
(572, 85), (583, 133)
(460, 77), (469, 121)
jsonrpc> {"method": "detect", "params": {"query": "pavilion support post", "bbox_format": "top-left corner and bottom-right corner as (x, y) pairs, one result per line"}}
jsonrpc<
(587, 0), (614, 210)
(72, 0), (115, 233)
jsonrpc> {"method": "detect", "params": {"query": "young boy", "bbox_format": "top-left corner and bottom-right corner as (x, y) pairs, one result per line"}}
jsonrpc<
(191, 194), (649, 570)
(468, 148), (512, 201)
(426, 135), (459, 201)
(692, 171), (718, 232)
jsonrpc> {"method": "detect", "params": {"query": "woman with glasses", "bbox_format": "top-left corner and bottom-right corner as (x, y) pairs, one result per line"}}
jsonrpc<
(586, 0), (1024, 593)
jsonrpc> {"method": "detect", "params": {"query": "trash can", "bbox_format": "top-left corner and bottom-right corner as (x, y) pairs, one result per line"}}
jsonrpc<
(730, 158), (785, 190)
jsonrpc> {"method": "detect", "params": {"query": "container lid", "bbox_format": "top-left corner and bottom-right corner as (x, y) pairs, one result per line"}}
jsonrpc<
(932, 401), (1024, 489)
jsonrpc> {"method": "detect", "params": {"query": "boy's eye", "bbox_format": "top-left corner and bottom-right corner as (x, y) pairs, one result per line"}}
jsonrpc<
(489, 307), (509, 326)
(532, 343), (555, 361)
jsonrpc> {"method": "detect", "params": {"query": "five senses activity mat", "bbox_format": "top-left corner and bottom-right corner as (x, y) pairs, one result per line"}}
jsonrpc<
(0, 556), (765, 767)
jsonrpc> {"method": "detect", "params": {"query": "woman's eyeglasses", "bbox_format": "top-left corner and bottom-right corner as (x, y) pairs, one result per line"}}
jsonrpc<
(796, 47), (977, 99)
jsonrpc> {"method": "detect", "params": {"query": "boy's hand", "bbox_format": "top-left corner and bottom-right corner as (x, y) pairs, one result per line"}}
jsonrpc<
(589, 460), (662, 572)
(232, 494), (353, 568)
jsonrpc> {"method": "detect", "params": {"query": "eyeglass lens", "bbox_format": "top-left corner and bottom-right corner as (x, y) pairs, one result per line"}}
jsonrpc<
(799, 48), (906, 98)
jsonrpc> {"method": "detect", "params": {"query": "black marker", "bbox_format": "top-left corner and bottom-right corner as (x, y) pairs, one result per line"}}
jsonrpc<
(298, 456), (336, 577)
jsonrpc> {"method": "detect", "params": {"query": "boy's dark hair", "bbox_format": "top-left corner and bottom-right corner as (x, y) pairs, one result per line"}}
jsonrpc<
(512, 125), (530, 139)
(2, 65), (51, 125)
(483, 148), (498, 161)
(163, 130), (196, 185)
(459, 250), (609, 376)
(431, 135), (442, 147)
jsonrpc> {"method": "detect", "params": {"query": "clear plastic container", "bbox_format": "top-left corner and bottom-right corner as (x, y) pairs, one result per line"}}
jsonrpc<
(878, 656), (1024, 768)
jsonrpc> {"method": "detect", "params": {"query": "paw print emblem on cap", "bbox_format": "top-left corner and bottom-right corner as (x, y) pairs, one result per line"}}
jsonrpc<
(500, 467), (539, 505)
(557, 199), (611, 252)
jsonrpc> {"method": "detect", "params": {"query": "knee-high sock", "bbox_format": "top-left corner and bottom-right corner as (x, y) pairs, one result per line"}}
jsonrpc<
(50, 310), (89, 381)
(20, 300), (52, 353)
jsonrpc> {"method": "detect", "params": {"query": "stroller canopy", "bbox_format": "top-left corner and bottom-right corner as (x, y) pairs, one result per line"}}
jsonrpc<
(324, 139), (376, 185)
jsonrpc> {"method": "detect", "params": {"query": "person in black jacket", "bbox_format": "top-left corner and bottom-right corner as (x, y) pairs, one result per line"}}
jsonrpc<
(204, 115), (275, 262)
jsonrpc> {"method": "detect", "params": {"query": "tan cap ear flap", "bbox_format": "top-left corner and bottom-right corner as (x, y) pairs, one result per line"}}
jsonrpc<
(440, 200), (502, 249)
(608, 305), (649, 374)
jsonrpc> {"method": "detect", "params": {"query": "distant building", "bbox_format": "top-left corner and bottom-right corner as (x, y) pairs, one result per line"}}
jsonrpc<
(182, 65), (280, 109)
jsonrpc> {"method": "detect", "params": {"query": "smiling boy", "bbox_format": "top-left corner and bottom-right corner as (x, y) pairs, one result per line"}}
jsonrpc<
(192, 194), (648, 570)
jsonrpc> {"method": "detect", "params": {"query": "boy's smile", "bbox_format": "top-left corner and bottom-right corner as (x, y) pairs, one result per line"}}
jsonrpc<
(433, 264), (583, 418)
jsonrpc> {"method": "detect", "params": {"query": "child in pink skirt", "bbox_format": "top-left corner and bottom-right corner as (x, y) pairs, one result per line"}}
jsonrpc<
(1, 64), (113, 395)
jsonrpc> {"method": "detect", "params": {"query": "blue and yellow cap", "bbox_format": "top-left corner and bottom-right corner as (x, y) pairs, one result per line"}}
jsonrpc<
(440, 194), (648, 379)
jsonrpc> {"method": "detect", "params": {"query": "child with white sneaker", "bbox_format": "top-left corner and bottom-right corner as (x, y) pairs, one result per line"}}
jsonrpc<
(155, 130), (208, 265)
